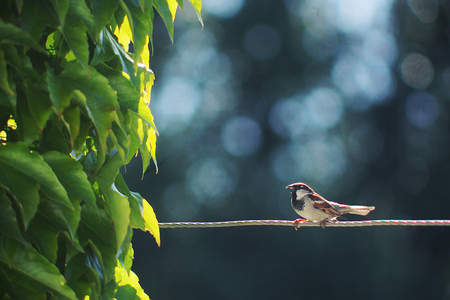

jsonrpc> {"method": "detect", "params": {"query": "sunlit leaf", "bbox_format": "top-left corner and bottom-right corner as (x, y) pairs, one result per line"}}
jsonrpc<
(123, 1), (151, 71)
(188, 0), (203, 28)
(115, 265), (150, 300)
(153, 0), (174, 43)
(131, 192), (160, 246)
(115, 14), (133, 51)
(167, 0), (178, 22)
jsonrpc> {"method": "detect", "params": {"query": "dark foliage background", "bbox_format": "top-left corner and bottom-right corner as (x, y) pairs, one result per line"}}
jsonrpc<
(123, 1), (450, 299)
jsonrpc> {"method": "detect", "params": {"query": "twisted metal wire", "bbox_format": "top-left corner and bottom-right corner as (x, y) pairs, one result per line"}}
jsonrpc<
(158, 219), (450, 229)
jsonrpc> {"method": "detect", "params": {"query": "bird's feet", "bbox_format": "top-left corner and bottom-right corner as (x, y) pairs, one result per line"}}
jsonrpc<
(293, 218), (308, 230)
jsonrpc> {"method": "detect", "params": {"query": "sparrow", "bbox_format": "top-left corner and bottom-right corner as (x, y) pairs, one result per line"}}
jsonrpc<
(286, 182), (375, 229)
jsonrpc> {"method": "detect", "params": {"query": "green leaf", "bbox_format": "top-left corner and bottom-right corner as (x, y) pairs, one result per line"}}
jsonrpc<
(115, 284), (138, 299)
(94, 154), (130, 250)
(73, 113), (93, 156)
(114, 174), (143, 229)
(20, 0), (63, 41)
(0, 236), (77, 299)
(26, 212), (59, 264)
(78, 205), (116, 283)
(16, 88), (41, 144)
(188, 0), (203, 28)
(36, 194), (81, 245)
(115, 264), (150, 300)
(42, 151), (97, 210)
(153, 0), (174, 44)
(25, 75), (52, 132)
(0, 49), (13, 96)
(51, 0), (70, 25)
(124, 0), (151, 71)
(130, 191), (160, 246)
(46, 64), (74, 116)
(66, 252), (101, 299)
(0, 143), (74, 227)
(59, 62), (118, 165)
(0, 166), (39, 230)
(0, 188), (26, 244)
(95, 63), (140, 111)
(62, 14), (90, 73)
(62, 105), (81, 146)
(0, 23), (45, 52)
(67, 0), (95, 39)
(92, 0), (120, 40)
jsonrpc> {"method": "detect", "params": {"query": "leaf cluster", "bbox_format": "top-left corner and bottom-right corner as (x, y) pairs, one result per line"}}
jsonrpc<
(0, 0), (202, 299)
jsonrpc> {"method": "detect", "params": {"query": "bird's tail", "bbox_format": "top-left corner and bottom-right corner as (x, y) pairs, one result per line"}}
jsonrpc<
(338, 205), (375, 216)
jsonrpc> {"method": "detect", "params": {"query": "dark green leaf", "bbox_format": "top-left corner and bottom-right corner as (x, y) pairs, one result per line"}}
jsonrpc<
(42, 151), (97, 210)
(16, 88), (41, 144)
(0, 236), (77, 299)
(36, 194), (81, 245)
(62, 14), (89, 73)
(67, 0), (95, 39)
(27, 212), (59, 264)
(0, 48), (13, 96)
(62, 105), (81, 146)
(0, 142), (74, 227)
(25, 75), (52, 132)
(95, 63), (140, 112)
(0, 23), (45, 52)
(20, 0), (64, 41)
(92, 0), (120, 40)
(66, 252), (101, 299)
(78, 205), (116, 283)
(59, 62), (118, 165)
(115, 285), (138, 300)
(0, 188), (26, 244)
(47, 64), (74, 116)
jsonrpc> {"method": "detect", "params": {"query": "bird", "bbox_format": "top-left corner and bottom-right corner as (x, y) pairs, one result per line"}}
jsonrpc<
(286, 182), (375, 229)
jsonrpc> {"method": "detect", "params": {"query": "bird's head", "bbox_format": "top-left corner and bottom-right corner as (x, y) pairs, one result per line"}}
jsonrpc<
(286, 182), (314, 193)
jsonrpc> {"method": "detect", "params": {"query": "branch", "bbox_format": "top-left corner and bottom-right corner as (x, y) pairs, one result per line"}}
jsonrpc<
(158, 219), (450, 229)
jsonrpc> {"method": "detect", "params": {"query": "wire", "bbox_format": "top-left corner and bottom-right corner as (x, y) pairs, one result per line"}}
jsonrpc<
(158, 219), (450, 229)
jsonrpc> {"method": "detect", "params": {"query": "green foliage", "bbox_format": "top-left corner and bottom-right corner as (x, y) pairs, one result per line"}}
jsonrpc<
(0, 0), (202, 299)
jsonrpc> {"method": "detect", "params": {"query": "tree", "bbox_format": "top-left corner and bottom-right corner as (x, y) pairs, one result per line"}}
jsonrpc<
(0, 0), (202, 298)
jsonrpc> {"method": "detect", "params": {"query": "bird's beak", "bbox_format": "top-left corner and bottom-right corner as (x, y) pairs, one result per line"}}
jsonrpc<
(286, 184), (294, 190)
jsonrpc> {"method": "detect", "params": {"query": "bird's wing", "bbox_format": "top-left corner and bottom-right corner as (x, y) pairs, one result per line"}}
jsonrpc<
(311, 194), (342, 217)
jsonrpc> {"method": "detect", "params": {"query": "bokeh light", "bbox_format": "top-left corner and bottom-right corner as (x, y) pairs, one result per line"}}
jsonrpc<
(401, 53), (434, 89)
(221, 116), (262, 156)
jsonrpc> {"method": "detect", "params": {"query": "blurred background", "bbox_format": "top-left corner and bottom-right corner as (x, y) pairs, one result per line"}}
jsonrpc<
(121, 0), (450, 299)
